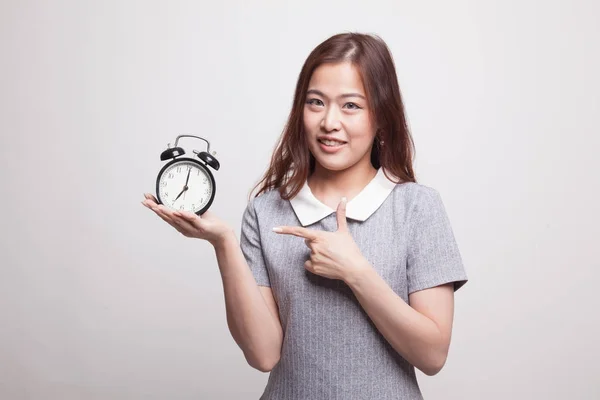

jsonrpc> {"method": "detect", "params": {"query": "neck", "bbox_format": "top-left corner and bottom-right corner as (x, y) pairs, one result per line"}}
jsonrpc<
(308, 161), (378, 208)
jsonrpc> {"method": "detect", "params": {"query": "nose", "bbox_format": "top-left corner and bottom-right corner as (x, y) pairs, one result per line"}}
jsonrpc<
(321, 106), (342, 132)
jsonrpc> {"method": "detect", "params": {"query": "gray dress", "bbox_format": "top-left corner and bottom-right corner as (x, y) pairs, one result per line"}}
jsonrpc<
(240, 169), (468, 400)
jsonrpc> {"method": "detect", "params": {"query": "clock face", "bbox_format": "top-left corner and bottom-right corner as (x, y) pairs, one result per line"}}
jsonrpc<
(157, 160), (214, 214)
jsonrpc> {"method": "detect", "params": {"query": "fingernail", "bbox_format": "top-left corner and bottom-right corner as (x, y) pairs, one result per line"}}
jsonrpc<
(341, 197), (347, 203)
(273, 227), (282, 233)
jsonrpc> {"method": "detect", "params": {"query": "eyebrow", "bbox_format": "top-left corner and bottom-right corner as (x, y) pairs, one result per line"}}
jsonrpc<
(306, 89), (366, 100)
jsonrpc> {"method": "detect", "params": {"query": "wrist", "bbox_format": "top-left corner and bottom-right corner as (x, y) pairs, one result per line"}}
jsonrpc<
(343, 258), (373, 288)
(210, 229), (236, 250)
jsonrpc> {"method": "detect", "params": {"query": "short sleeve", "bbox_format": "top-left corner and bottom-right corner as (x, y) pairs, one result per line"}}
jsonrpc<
(240, 199), (271, 287)
(406, 187), (468, 294)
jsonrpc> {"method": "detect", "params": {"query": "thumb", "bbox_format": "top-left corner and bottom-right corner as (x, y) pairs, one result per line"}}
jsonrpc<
(336, 197), (348, 232)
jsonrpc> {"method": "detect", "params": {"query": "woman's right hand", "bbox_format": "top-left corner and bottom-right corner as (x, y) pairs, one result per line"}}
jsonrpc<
(141, 193), (234, 246)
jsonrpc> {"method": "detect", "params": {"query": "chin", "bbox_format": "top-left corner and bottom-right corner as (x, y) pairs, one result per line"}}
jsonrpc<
(312, 155), (354, 172)
(309, 141), (373, 172)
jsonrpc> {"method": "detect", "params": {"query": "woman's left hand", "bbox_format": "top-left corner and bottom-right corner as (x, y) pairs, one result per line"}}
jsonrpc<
(273, 197), (371, 282)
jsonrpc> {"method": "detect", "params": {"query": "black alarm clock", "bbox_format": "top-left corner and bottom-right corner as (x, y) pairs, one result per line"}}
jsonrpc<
(155, 134), (220, 215)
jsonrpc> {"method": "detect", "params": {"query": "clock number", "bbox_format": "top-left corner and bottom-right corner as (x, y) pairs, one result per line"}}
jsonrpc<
(180, 204), (184, 210)
(161, 181), (167, 187)
(168, 172), (174, 179)
(177, 166), (182, 173)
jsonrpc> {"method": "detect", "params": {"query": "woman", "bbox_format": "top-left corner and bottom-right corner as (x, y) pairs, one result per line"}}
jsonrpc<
(142, 32), (468, 399)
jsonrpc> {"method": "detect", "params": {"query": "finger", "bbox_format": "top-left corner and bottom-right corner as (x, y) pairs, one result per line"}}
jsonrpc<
(142, 197), (155, 207)
(173, 210), (204, 230)
(304, 259), (313, 272)
(174, 209), (201, 221)
(304, 238), (318, 254)
(158, 205), (191, 227)
(336, 197), (348, 232)
(151, 204), (177, 225)
(273, 226), (319, 241)
(155, 206), (194, 235)
(154, 205), (180, 226)
(143, 193), (159, 203)
(170, 217), (196, 236)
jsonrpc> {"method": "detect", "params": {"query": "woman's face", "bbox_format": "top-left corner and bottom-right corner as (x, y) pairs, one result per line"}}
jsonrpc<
(303, 62), (377, 173)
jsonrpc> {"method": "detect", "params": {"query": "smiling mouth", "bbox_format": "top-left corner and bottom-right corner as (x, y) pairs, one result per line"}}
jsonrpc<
(318, 138), (347, 147)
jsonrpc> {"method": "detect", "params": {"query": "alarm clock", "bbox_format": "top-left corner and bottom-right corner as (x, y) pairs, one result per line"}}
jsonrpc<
(155, 134), (220, 215)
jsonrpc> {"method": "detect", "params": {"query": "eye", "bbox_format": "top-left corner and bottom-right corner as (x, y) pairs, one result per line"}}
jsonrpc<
(344, 102), (361, 110)
(306, 98), (324, 106)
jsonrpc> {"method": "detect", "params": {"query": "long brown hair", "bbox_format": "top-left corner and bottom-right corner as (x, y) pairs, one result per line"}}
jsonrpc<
(250, 32), (416, 200)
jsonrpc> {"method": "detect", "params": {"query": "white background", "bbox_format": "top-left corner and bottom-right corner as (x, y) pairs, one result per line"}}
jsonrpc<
(1, 0), (599, 398)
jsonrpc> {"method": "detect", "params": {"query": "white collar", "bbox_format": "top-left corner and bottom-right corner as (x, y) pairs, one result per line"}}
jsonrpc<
(289, 168), (397, 226)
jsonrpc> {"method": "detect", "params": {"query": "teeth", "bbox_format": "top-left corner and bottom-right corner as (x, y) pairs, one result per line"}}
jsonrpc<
(320, 139), (345, 147)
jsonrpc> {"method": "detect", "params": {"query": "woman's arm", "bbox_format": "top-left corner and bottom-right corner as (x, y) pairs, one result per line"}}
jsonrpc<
(344, 265), (455, 376)
(214, 231), (284, 372)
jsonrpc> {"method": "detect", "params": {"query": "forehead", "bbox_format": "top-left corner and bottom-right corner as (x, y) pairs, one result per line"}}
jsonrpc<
(308, 62), (366, 94)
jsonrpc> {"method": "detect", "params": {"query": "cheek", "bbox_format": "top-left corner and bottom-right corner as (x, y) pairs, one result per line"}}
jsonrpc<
(303, 109), (320, 132)
(346, 116), (376, 144)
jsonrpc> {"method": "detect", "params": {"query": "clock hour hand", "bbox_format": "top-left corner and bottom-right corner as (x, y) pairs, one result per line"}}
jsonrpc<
(174, 186), (187, 202)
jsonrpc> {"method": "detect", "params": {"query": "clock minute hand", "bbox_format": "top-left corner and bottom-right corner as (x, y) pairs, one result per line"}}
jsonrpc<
(172, 167), (192, 203)
(174, 168), (192, 202)
(185, 167), (191, 187)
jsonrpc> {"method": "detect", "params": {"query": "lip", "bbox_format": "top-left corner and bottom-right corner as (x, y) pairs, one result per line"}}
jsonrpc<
(318, 140), (346, 154)
(317, 136), (347, 144)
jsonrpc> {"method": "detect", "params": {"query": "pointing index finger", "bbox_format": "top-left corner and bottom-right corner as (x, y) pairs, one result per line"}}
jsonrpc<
(273, 226), (319, 241)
